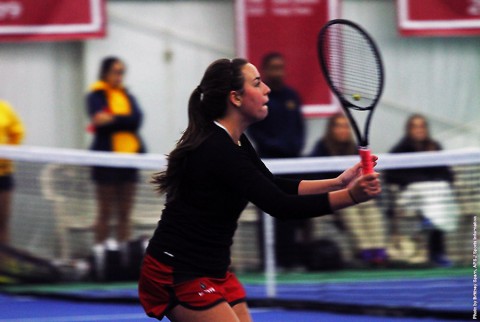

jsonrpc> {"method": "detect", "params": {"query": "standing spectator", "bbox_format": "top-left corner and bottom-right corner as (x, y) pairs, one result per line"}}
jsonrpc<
(248, 53), (307, 270)
(311, 114), (387, 266)
(0, 100), (25, 245)
(248, 52), (304, 158)
(385, 114), (457, 267)
(86, 57), (146, 252)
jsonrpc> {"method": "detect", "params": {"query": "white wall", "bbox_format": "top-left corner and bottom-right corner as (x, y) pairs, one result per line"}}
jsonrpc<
(0, 42), (84, 148)
(304, 0), (480, 154)
(0, 0), (479, 154)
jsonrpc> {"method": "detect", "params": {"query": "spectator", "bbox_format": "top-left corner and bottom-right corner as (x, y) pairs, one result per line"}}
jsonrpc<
(248, 52), (307, 270)
(248, 52), (304, 158)
(86, 57), (146, 251)
(385, 114), (458, 267)
(311, 113), (387, 266)
(0, 100), (25, 245)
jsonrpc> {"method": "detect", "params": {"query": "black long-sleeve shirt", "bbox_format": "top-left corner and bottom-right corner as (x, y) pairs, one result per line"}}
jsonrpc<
(147, 125), (332, 280)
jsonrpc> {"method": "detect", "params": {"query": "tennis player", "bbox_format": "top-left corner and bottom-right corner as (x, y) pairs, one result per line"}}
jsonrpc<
(139, 58), (381, 322)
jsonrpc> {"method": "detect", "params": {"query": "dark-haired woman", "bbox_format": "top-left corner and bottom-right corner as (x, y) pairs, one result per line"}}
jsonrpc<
(385, 114), (458, 267)
(86, 57), (146, 254)
(139, 58), (381, 322)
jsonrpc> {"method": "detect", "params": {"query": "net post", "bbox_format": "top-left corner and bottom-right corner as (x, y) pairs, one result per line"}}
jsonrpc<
(262, 211), (277, 298)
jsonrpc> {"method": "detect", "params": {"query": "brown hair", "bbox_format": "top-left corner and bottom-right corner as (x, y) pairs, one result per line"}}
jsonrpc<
(98, 56), (123, 81)
(322, 113), (357, 156)
(404, 113), (438, 151)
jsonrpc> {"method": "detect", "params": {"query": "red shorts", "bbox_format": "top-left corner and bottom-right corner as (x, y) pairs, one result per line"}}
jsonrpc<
(138, 254), (247, 320)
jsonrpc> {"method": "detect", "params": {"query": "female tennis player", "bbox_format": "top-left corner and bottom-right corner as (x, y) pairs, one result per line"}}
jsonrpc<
(139, 58), (381, 322)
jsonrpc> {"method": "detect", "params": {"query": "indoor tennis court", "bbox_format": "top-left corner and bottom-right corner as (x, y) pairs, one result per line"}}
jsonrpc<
(0, 266), (472, 320)
(0, 1), (479, 322)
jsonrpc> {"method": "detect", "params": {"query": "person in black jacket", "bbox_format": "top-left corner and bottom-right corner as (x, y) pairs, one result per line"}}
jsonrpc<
(86, 57), (146, 248)
(385, 114), (456, 267)
(139, 58), (381, 322)
(247, 52), (304, 158)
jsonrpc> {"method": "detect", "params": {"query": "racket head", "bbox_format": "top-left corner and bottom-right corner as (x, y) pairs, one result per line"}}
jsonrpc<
(317, 19), (385, 112)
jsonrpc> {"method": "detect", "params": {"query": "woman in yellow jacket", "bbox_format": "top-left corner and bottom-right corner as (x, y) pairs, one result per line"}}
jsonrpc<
(86, 57), (146, 251)
(0, 100), (25, 245)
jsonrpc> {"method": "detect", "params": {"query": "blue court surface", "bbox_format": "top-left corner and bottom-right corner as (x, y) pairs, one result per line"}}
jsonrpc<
(0, 294), (463, 322)
(0, 268), (472, 321)
(245, 277), (471, 313)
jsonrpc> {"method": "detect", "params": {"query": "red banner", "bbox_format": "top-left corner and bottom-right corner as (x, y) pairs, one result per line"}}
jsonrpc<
(397, 0), (480, 36)
(236, 0), (341, 117)
(0, 0), (106, 42)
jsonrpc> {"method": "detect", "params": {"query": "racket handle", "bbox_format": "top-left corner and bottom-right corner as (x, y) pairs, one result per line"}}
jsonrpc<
(358, 147), (374, 175)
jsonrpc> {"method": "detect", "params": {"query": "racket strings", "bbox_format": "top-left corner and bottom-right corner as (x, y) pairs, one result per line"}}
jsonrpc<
(321, 24), (382, 110)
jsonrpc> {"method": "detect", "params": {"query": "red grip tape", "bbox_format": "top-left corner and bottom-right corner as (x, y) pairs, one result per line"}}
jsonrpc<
(358, 147), (373, 175)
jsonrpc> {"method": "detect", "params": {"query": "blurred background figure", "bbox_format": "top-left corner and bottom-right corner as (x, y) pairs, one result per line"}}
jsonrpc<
(248, 52), (305, 159)
(0, 100), (25, 245)
(310, 113), (387, 266)
(248, 52), (308, 271)
(385, 114), (458, 267)
(86, 56), (146, 256)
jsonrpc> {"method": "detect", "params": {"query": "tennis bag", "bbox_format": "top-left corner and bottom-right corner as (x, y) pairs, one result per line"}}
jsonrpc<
(90, 237), (147, 282)
(0, 244), (61, 284)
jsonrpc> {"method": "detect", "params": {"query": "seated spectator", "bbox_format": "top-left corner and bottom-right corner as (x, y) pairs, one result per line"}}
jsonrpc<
(311, 113), (387, 266)
(385, 114), (459, 267)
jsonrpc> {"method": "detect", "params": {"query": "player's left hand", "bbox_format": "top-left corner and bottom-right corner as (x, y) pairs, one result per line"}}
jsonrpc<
(338, 155), (378, 189)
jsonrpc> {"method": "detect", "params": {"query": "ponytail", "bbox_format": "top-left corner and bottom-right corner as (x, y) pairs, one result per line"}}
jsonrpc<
(152, 58), (249, 197)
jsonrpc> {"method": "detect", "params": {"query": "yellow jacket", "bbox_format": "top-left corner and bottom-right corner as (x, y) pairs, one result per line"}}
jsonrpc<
(0, 100), (25, 176)
(87, 81), (143, 153)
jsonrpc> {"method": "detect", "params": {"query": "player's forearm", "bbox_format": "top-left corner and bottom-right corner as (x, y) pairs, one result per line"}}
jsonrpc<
(328, 189), (356, 211)
(328, 173), (381, 211)
(298, 178), (344, 195)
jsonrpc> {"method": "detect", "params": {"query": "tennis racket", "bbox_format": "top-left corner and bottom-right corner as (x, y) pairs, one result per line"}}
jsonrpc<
(317, 19), (384, 174)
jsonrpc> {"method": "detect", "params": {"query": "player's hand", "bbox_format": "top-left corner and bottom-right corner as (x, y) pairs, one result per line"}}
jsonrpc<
(348, 172), (381, 203)
(93, 111), (114, 126)
(338, 155), (378, 189)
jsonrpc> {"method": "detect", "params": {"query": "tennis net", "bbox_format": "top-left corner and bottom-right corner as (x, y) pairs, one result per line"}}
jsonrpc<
(0, 145), (477, 319)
